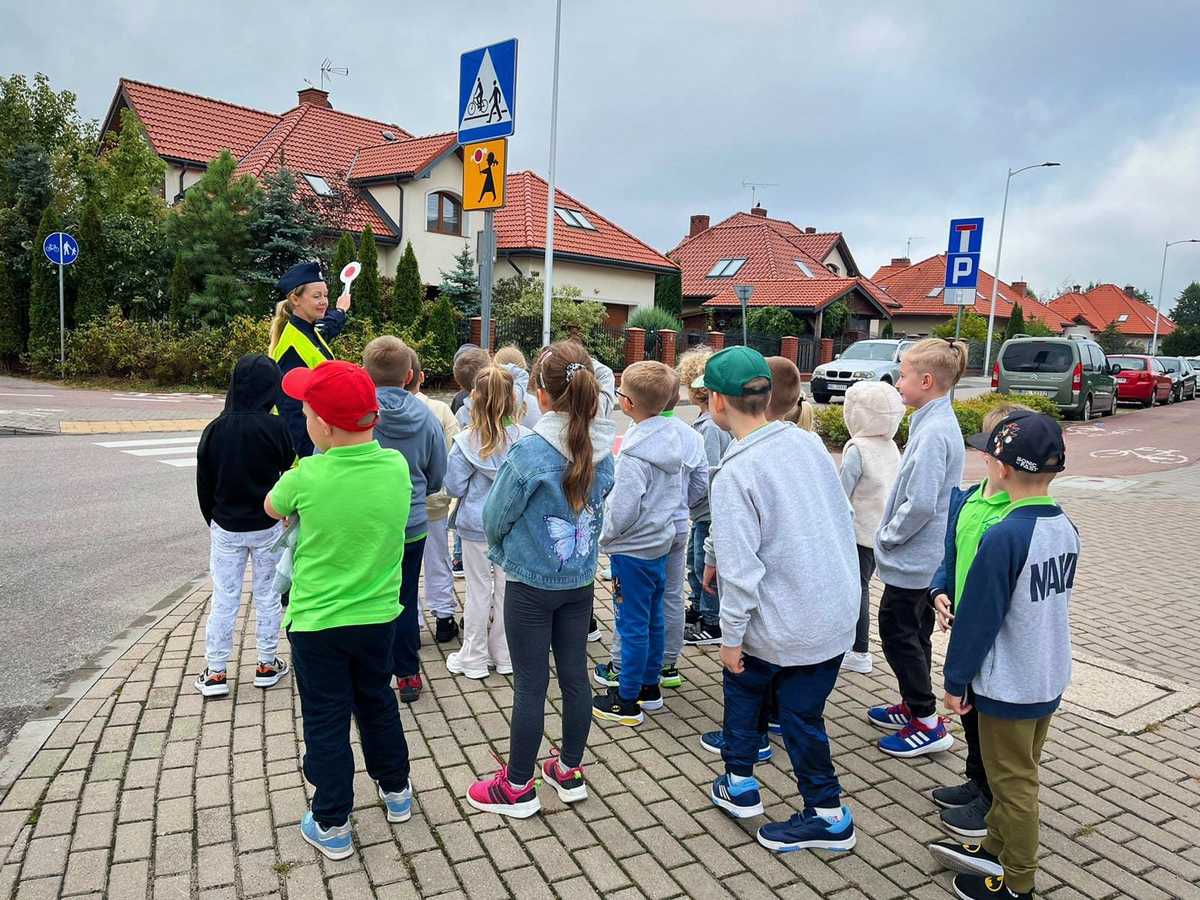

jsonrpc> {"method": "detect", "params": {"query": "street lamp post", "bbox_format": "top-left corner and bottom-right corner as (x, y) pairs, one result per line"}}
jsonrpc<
(1152, 239), (1200, 354)
(541, 0), (563, 347)
(982, 162), (1061, 376)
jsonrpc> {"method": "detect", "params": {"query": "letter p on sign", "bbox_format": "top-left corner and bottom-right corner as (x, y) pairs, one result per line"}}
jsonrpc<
(952, 256), (974, 285)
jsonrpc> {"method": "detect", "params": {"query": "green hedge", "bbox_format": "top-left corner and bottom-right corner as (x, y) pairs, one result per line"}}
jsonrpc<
(814, 391), (1060, 451)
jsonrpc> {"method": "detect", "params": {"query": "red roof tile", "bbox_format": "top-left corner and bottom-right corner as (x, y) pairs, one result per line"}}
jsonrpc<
(494, 172), (676, 272)
(348, 133), (458, 181)
(702, 277), (883, 311)
(117, 79), (280, 163)
(1049, 284), (1174, 337)
(871, 255), (1072, 330)
(670, 221), (838, 298)
(705, 212), (850, 268)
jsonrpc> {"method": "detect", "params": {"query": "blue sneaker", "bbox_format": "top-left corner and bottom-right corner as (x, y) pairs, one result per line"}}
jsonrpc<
(878, 716), (954, 758)
(866, 701), (912, 731)
(593, 661), (619, 688)
(710, 774), (764, 818)
(378, 780), (413, 823)
(299, 811), (353, 860)
(757, 806), (857, 852)
(699, 730), (773, 763)
(767, 721), (782, 735)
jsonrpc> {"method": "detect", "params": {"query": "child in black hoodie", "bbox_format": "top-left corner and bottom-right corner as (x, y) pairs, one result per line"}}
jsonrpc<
(195, 354), (296, 697)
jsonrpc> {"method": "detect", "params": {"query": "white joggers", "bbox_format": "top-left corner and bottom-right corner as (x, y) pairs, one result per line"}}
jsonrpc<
(206, 521), (284, 671)
(422, 516), (457, 619)
(455, 539), (510, 674)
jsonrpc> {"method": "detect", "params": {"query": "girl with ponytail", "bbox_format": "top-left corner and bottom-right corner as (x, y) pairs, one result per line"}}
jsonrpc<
(467, 342), (616, 819)
(444, 366), (531, 682)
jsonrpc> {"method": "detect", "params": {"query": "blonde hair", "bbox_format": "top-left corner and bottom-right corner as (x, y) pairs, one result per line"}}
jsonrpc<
(620, 361), (676, 414)
(362, 335), (412, 388)
(493, 345), (527, 369)
(268, 286), (309, 355)
(904, 338), (968, 389)
(981, 402), (1033, 435)
(785, 393), (815, 431)
(677, 346), (713, 407)
(538, 342), (601, 512)
(765, 356), (802, 421)
(469, 366), (516, 459)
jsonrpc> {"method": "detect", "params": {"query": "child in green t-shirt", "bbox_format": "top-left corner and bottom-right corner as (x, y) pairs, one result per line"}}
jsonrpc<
(925, 404), (1027, 839)
(265, 360), (414, 862)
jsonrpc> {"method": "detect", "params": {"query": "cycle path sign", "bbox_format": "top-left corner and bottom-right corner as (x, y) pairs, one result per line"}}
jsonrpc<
(458, 38), (518, 144)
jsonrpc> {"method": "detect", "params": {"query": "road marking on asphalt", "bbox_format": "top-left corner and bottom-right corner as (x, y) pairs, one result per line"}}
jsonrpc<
(93, 434), (200, 469)
(0, 392), (54, 397)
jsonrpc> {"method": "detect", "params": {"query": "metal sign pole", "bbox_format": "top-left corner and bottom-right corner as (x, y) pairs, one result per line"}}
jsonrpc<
(480, 210), (495, 351)
(58, 233), (65, 370)
(950, 305), (964, 401)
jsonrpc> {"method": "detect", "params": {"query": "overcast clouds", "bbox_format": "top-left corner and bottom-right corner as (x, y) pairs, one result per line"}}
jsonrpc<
(5, 0), (1200, 309)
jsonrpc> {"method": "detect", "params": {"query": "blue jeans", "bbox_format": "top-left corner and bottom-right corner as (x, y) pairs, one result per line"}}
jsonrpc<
(687, 520), (719, 624)
(611, 553), (668, 701)
(722, 653), (844, 810)
(289, 621), (411, 828)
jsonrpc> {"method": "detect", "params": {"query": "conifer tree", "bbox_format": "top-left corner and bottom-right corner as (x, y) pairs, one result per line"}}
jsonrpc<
(437, 243), (479, 317)
(167, 252), (191, 324)
(27, 205), (60, 364)
(328, 232), (357, 300)
(393, 241), (424, 326)
(355, 224), (381, 322)
(0, 260), (20, 364)
(73, 200), (108, 325)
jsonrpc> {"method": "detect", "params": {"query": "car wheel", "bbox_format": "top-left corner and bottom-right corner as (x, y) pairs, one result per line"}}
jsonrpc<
(1079, 395), (1093, 421)
(812, 393), (831, 404)
(1167, 387), (1176, 404)
(1143, 393), (1155, 408)
(880, 376), (892, 385)
(1101, 392), (1116, 417)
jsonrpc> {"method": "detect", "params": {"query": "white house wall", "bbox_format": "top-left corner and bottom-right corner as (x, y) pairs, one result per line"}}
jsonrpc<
(164, 164), (204, 204)
(824, 246), (850, 277)
(391, 154), (481, 286)
(492, 256), (655, 311)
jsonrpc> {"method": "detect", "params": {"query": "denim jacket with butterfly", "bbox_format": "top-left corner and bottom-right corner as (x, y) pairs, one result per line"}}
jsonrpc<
(484, 419), (616, 591)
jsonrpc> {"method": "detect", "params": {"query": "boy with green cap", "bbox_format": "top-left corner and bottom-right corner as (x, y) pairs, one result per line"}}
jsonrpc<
(701, 346), (861, 855)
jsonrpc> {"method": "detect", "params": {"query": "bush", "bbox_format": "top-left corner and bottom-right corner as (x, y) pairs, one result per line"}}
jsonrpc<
(815, 390), (1059, 450)
(627, 306), (683, 333)
(746, 307), (802, 337)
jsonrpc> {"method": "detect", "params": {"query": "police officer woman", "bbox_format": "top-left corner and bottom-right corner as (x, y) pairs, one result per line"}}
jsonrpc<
(268, 261), (352, 457)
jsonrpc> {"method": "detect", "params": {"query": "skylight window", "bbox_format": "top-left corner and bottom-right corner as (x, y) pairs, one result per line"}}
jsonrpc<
(794, 259), (814, 277)
(1117, 314), (1128, 322)
(304, 174), (335, 197)
(707, 258), (747, 277)
(927, 286), (943, 297)
(555, 207), (596, 230)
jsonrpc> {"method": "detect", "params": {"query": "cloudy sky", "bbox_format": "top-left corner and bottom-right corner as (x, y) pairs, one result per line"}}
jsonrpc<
(7, 0), (1200, 310)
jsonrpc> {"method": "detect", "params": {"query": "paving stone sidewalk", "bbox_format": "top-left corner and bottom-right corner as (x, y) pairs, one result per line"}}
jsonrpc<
(3, 482), (1200, 898)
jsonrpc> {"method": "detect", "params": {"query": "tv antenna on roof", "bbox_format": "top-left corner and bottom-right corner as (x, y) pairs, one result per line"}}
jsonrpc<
(905, 235), (924, 258)
(741, 178), (779, 208)
(317, 58), (349, 90)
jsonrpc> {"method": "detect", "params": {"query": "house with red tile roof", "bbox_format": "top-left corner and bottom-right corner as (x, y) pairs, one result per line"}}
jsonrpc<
(1049, 283), (1174, 351)
(869, 255), (1072, 337)
(669, 206), (896, 338)
(101, 79), (673, 314)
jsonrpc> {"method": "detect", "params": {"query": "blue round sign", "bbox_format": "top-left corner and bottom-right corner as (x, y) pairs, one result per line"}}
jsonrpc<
(43, 232), (79, 266)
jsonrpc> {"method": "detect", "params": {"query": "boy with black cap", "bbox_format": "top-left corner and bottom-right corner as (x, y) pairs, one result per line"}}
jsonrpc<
(700, 346), (860, 855)
(927, 411), (1078, 900)
(265, 360), (415, 862)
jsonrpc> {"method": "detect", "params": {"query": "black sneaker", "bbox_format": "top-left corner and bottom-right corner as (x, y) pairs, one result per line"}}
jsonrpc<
(254, 657), (290, 688)
(435, 616), (460, 643)
(941, 794), (990, 838)
(280, 589), (290, 609)
(931, 781), (983, 809)
(587, 616), (601, 643)
(451, 558), (464, 578)
(193, 668), (229, 698)
(685, 606), (701, 625)
(591, 688), (643, 726)
(928, 839), (1002, 878)
(951, 872), (1029, 900)
(683, 621), (722, 646)
(638, 683), (663, 711)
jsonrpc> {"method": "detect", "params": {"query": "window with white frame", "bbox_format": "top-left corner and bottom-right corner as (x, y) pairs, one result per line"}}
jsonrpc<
(794, 259), (814, 277)
(554, 207), (596, 230)
(304, 174), (336, 197)
(707, 258), (747, 277)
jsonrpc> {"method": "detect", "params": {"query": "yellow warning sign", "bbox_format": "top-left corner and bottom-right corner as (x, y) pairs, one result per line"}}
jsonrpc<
(462, 139), (506, 211)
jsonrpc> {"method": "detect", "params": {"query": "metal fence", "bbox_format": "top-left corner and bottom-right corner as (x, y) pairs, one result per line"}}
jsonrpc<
(723, 329), (782, 358)
(795, 338), (816, 373)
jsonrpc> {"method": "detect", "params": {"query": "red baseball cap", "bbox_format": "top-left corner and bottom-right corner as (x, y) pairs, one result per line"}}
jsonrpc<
(282, 360), (379, 432)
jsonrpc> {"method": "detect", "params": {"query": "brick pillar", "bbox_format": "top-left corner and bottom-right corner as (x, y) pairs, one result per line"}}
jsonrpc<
(625, 327), (646, 368)
(818, 338), (834, 365)
(660, 329), (678, 368)
(780, 335), (799, 365)
(469, 317), (482, 347)
(707, 330), (725, 350)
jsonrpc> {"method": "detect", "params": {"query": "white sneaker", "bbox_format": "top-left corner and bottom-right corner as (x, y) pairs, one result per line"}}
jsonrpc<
(495, 662), (513, 675)
(446, 652), (488, 680)
(841, 651), (873, 674)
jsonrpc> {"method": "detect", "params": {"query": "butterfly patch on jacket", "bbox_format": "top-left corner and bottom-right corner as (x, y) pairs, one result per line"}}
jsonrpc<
(544, 505), (598, 570)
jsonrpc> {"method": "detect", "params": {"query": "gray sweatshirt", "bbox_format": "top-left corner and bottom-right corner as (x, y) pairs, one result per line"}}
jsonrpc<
(691, 412), (732, 523)
(599, 415), (682, 559)
(711, 421), (858, 665)
(445, 423), (532, 542)
(873, 394), (965, 588)
(664, 414), (708, 535)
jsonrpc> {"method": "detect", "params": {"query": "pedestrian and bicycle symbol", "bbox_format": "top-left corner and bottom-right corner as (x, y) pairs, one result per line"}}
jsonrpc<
(43, 232), (79, 266)
(458, 39), (518, 143)
(462, 139), (507, 211)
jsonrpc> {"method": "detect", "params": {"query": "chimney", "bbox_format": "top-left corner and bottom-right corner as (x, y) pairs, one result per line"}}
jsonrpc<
(689, 214), (710, 237)
(804, 226), (817, 234)
(1073, 284), (1081, 293)
(297, 87), (331, 108)
(1010, 281), (1028, 297)
(890, 257), (911, 268)
(1123, 284), (1137, 298)
(750, 204), (767, 218)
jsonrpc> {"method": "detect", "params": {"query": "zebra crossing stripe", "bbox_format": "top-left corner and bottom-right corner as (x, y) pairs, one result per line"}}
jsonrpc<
(94, 437), (200, 448)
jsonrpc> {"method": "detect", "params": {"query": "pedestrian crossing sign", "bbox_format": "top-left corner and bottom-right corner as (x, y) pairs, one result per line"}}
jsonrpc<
(462, 139), (507, 211)
(458, 39), (517, 144)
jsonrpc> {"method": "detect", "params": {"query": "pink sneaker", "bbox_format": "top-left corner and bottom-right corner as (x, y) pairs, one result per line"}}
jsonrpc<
(466, 754), (541, 818)
(541, 750), (587, 804)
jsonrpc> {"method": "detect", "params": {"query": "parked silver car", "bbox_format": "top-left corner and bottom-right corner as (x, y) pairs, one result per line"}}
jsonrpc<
(810, 339), (915, 403)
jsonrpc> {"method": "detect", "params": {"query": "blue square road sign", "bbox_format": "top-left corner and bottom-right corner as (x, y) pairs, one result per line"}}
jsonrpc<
(458, 39), (518, 144)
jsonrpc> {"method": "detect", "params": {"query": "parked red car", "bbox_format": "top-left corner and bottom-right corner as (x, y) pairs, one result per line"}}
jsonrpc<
(1107, 355), (1173, 407)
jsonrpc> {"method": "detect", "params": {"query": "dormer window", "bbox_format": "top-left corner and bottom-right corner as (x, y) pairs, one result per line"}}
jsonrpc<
(707, 258), (747, 277)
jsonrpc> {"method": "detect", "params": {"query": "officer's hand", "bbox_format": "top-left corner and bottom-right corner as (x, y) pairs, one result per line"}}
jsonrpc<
(934, 594), (954, 632)
(336, 292), (352, 312)
(703, 564), (717, 592)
